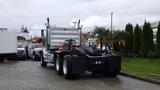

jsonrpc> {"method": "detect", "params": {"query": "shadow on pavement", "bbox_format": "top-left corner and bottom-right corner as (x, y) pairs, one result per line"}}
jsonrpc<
(0, 60), (18, 65)
(43, 64), (122, 83)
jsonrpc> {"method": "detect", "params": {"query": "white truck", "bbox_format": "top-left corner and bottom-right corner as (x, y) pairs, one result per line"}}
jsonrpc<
(0, 31), (17, 62)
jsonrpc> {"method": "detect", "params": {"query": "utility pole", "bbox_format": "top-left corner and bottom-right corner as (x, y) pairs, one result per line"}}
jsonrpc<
(46, 17), (50, 50)
(111, 12), (113, 39)
(78, 20), (83, 46)
(108, 12), (113, 50)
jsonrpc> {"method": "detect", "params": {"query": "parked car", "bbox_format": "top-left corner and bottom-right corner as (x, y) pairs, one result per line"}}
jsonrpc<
(17, 43), (26, 59)
(27, 44), (42, 60)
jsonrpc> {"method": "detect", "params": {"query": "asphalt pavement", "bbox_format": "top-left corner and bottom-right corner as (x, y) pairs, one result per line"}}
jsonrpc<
(0, 60), (159, 90)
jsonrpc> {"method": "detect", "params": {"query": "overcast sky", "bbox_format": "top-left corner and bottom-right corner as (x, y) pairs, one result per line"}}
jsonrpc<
(0, 0), (159, 34)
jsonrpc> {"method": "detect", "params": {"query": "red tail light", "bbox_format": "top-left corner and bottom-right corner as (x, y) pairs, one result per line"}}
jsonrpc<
(89, 59), (106, 65)
(89, 60), (95, 64)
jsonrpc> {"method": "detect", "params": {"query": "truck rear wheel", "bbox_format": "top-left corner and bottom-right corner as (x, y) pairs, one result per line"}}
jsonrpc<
(55, 55), (63, 75)
(63, 56), (73, 79)
(32, 54), (36, 60)
(0, 56), (4, 63)
(63, 55), (80, 79)
(40, 53), (47, 67)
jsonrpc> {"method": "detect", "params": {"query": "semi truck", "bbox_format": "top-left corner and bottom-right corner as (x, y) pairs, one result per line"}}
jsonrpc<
(0, 31), (17, 62)
(40, 18), (121, 79)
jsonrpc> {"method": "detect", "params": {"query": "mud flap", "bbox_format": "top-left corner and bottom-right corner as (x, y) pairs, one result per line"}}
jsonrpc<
(69, 55), (86, 75)
(107, 55), (121, 74)
(104, 55), (121, 76)
(0, 55), (4, 63)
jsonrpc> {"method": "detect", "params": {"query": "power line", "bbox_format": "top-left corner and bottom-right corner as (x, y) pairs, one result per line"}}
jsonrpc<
(0, 16), (49, 18)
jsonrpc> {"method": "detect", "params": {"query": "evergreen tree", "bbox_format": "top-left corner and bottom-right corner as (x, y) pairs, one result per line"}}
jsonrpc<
(147, 23), (154, 51)
(133, 24), (141, 54)
(125, 23), (133, 54)
(156, 21), (160, 57)
(141, 21), (154, 57)
(141, 21), (149, 56)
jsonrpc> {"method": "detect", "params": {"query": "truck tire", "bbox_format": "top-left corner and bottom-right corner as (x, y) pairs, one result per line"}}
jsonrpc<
(32, 51), (37, 60)
(40, 53), (47, 67)
(63, 56), (73, 79)
(55, 55), (63, 75)
(103, 56), (121, 77)
(0, 56), (4, 63)
(63, 55), (82, 79)
(32, 54), (36, 61)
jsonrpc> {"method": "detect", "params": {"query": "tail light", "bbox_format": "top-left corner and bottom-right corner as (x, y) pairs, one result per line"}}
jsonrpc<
(89, 59), (106, 65)
(89, 60), (95, 64)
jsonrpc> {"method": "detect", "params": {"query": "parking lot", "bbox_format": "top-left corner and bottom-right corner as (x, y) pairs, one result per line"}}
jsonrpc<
(0, 59), (159, 90)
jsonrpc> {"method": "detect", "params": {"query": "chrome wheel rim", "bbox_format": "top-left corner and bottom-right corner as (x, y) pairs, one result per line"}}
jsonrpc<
(40, 56), (43, 64)
(56, 59), (59, 71)
(63, 60), (67, 75)
(33, 55), (35, 60)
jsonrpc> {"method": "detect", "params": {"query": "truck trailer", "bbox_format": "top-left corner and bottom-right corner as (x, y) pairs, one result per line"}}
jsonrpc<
(40, 18), (121, 79)
(0, 31), (17, 62)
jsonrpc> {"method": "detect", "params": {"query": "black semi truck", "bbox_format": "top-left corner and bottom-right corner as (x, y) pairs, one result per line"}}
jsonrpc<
(40, 18), (121, 79)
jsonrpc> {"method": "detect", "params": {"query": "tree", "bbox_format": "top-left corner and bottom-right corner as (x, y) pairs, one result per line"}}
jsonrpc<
(147, 23), (154, 51)
(141, 21), (148, 56)
(93, 27), (110, 50)
(156, 21), (160, 57)
(133, 24), (141, 54)
(125, 23), (133, 54)
(81, 32), (90, 42)
(113, 31), (127, 52)
(141, 21), (154, 57)
(114, 31), (128, 40)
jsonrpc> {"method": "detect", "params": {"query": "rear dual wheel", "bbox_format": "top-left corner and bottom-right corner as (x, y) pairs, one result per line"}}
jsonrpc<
(63, 57), (72, 79)
(55, 55), (63, 75)
(55, 55), (80, 79)
(0, 56), (4, 63)
(32, 54), (36, 60)
(63, 56), (80, 79)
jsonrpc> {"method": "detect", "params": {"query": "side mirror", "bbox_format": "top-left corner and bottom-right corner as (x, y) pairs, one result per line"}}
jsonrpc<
(41, 29), (44, 36)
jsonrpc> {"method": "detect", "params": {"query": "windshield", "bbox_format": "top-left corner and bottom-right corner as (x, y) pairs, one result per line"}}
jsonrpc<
(17, 44), (23, 48)
(32, 44), (42, 48)
(85, 42), (96, 48)
(64, 40), (77, 46)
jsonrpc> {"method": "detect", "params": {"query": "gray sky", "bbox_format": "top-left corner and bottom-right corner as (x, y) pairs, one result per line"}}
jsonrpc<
(0, 0), (159, 34)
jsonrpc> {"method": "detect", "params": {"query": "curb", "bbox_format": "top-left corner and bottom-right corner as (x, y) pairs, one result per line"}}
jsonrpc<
(120, 72), (160, 85)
